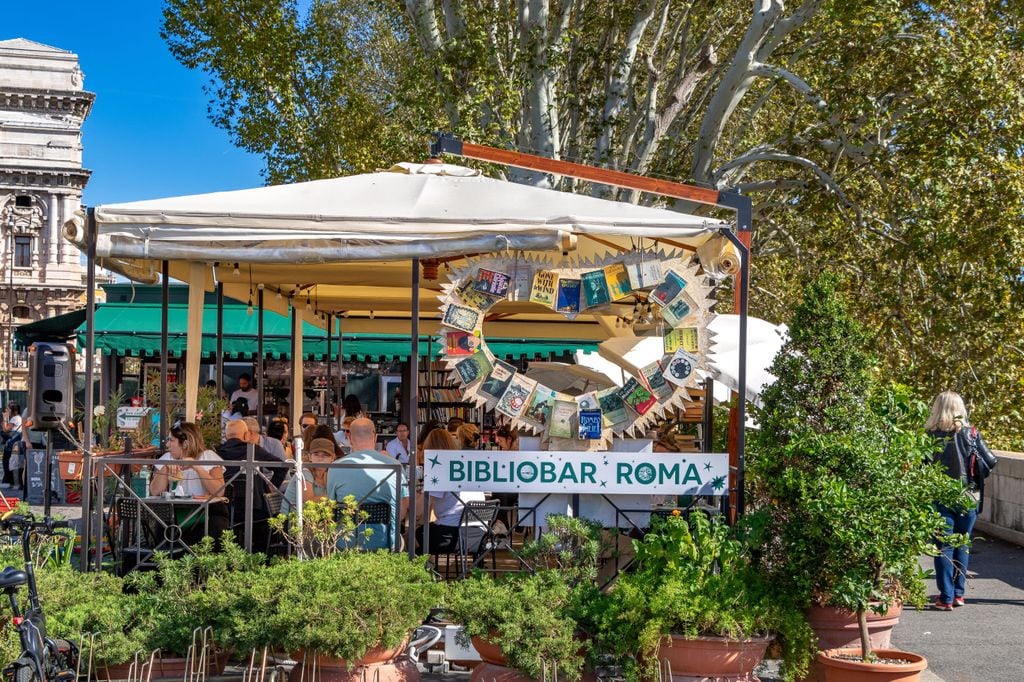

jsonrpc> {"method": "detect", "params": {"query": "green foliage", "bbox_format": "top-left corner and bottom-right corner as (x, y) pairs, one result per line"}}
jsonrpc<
(268, 497), (371, 558)
(226, 552), (442, 662)
(600, 513), (812, 682)
(36, 566), (149, 666)
(519, 515), (605, 586)
(747, 275), (964, 659)
(446, 571), (589, 681)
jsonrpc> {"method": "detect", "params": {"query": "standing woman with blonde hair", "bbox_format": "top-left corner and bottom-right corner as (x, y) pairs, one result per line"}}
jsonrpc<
(925, 390), (998, 610)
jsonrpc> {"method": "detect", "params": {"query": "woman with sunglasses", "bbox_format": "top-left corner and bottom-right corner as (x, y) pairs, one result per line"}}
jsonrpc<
(281, 437), (336, 513)
(150, 422), (230, 543)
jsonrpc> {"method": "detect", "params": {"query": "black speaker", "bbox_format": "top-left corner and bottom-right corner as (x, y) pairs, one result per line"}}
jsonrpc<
(28, 341), (74, 430)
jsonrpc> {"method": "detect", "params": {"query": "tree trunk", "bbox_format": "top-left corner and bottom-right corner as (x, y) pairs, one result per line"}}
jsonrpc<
(857, 607), (872, 661)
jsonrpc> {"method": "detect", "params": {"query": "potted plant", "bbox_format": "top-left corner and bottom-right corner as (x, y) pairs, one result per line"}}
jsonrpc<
(444, 515), (609, 682)
(747, 276), (962, 680)
(227, 501), (443, 681)
(600, 512), (813, 682)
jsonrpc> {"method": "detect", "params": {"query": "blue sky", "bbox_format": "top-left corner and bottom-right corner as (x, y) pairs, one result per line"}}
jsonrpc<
(5, 2), (265, 206)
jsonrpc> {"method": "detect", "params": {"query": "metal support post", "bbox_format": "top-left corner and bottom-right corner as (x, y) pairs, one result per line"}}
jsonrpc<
(406, 259), (420, 559)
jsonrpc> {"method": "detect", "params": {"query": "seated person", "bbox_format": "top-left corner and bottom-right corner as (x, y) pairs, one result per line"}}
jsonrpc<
(334, 416), (356, 450)
(266, 419), (292, 459)
(416, 428), (486, 555)
(217, 420), (288, 552)
(456, 423), (481, 450)
(149, 422), (229, 544)
(326, 417), (403, 550)
(303, 423), (345, 459)
(281, 438), (336, 514)
(386, 422), (412, 464)
(244, 416), (288, 461)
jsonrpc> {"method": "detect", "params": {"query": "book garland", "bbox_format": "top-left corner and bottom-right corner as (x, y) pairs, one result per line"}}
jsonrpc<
(437, 250), (720, 441)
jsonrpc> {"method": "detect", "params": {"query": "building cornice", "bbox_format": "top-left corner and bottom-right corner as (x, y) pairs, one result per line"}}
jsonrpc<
(0, 87), (94, 120)
(0, 166), (91, 192)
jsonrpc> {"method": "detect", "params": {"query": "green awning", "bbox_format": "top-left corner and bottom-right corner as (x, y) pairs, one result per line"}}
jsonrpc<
(51, 301), (595, 361)
(14, 308), (86, 348)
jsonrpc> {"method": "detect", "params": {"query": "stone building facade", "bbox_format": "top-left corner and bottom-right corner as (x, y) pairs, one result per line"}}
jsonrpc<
(0, 38), (93, 393)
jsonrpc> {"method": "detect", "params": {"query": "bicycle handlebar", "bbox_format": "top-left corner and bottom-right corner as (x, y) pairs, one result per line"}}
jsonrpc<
(0, 511), (72, 534)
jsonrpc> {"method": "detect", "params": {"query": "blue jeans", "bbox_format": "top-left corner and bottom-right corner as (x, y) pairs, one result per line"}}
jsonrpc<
(934, 504), (977, 603)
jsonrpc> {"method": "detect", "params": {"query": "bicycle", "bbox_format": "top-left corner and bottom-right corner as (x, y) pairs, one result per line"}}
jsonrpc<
(0, 512), (77, 682)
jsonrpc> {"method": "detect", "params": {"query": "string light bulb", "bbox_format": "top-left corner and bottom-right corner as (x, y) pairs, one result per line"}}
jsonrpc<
(369, 310), (375, 319)
(232, 263), (240, 277)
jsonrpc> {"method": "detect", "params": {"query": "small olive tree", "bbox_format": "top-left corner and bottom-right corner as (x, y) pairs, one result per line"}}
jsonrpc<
(747, 275), (963, 660)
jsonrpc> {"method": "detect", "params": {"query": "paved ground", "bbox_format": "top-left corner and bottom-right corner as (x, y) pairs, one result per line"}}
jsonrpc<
(18, 495), (1024, 681)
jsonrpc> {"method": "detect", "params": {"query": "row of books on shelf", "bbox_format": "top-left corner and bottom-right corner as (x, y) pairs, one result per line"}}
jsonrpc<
(419, 405), (479, 424)
(417, 387), (469, 402)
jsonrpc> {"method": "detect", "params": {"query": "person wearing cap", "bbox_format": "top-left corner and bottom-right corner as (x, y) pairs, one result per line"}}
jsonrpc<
(326, 417), (403, 550)
(244, 416), (287, 461)
(281, 437), (336, 514)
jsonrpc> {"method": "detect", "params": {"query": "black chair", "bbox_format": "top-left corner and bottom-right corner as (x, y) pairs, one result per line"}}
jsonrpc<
(433, 499), (500, 579)
(358, 501), (394, 550)
(114, 497), (183, 575)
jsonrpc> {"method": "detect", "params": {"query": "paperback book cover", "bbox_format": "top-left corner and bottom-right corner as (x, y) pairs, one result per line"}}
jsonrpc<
(616, 378), (657, 416)
(523, 388), (556, 427)
(581, 270), (612, 308)
(578, 410), (603, 440)
(457, 279), (499, 311)
(442, 304), (480, 333)
(576, 391), (600, 412)
(509, 264), (534, 301)
(664, 327), (699, 354)
(496, 375), (537, 418)
(604, 262), (633, 300)
(445, 330), (481, 356)
(626, 260), (663, 290)
(555, 278), (581, 314)
(530, 270), (560, 307)
(597, 387), (630, 427)
(640, 360), (675, 402)
(661, 291), (699, 328)
(662, 349), (700, 389)
(548, 400), (578, 439)
(478, 359), (517, 399)
(454, 352), (492, 385)
(474, 268), (511, 298)
(650, 269), (688, 306)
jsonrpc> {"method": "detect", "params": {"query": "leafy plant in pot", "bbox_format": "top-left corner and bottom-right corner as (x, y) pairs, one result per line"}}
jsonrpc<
(600, 512), (813, 682)
(747, 275), (964, 679)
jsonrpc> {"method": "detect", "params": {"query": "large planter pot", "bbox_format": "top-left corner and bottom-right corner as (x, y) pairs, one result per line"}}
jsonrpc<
(469, 636), (598, 682)
(289, 642), (418, 682)
(101, 650), (229, 680)
(807, 603), (902, 650)
(816, 648), (927, 682)
(657, 634), (771, 682)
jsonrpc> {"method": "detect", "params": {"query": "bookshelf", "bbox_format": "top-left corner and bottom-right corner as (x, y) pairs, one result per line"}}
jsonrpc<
(417, 360), (483, 427)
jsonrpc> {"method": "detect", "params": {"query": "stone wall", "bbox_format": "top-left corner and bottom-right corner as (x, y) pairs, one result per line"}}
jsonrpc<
(976, 450), (1024, 547)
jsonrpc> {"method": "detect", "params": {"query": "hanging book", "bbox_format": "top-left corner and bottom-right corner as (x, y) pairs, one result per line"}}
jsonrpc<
(597, 388), (630, 428)
(509, 263), (534, 301)
(474, 268), (511, 298)
(604, 262), (633, 300)
(454, 352), (492, 385)
(548, 400), (578, 439)
(496, 375), (537, 418)
(650, 269), (688, 306)
(479, 359), (517, 400)
(661, 291), (699, 328)
(581, 270), (612, 308)
(616, 378), (657, 416)
(664, 327), (699, 354)
(457, 279), (499, 311)
(442, 304), (480, 332)
(530, 270), (559, 307)
(662, 349), (700, 389)
(627, 259), (663, 290)
(523, 387), (556, 427)
(640, 361), (675, 402)
(555, 278), (581, 314)
(578, 410), (603, 440)
(576, 391), (600, 412)
(445, 330), (481, 356)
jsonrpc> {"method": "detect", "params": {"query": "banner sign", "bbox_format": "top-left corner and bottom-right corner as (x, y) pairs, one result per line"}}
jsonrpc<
(116, 406), (152, 430)
(423, 450), (730, 496)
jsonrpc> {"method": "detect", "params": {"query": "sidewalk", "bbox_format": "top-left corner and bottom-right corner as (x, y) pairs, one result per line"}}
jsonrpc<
(892, 531), (1024, 681)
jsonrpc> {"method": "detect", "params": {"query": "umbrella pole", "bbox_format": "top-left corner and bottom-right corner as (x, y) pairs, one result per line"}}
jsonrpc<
(406, 258), (420, 558)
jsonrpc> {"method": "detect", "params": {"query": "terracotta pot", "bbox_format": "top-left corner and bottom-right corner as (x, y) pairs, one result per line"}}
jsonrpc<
(816, 648), (927, 682)
(102, 650), (229, 680)
(289, 642), (417, 682)
(470, 635), (508, 667)
(657, 634), (770, 681)
(807, 604), (902, 651)
(468, 636), (597, 682)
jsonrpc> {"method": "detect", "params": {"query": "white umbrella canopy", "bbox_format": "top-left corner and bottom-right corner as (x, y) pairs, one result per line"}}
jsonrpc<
(525, 361), (619, 395)
(68, 162), (727, 266)
(706, 314), (787, 405)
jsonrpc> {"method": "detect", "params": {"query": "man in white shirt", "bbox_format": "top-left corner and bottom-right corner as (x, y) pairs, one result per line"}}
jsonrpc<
(229, 373), (259, 414)
(385, 423), (412, 464)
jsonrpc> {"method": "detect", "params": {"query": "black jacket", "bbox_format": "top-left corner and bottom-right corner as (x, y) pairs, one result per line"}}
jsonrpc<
(215, 438), (287, 508)
(928, 427), (998, 488)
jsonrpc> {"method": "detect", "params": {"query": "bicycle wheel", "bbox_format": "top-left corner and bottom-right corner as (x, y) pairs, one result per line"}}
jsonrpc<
(12, 658), (39, 682)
